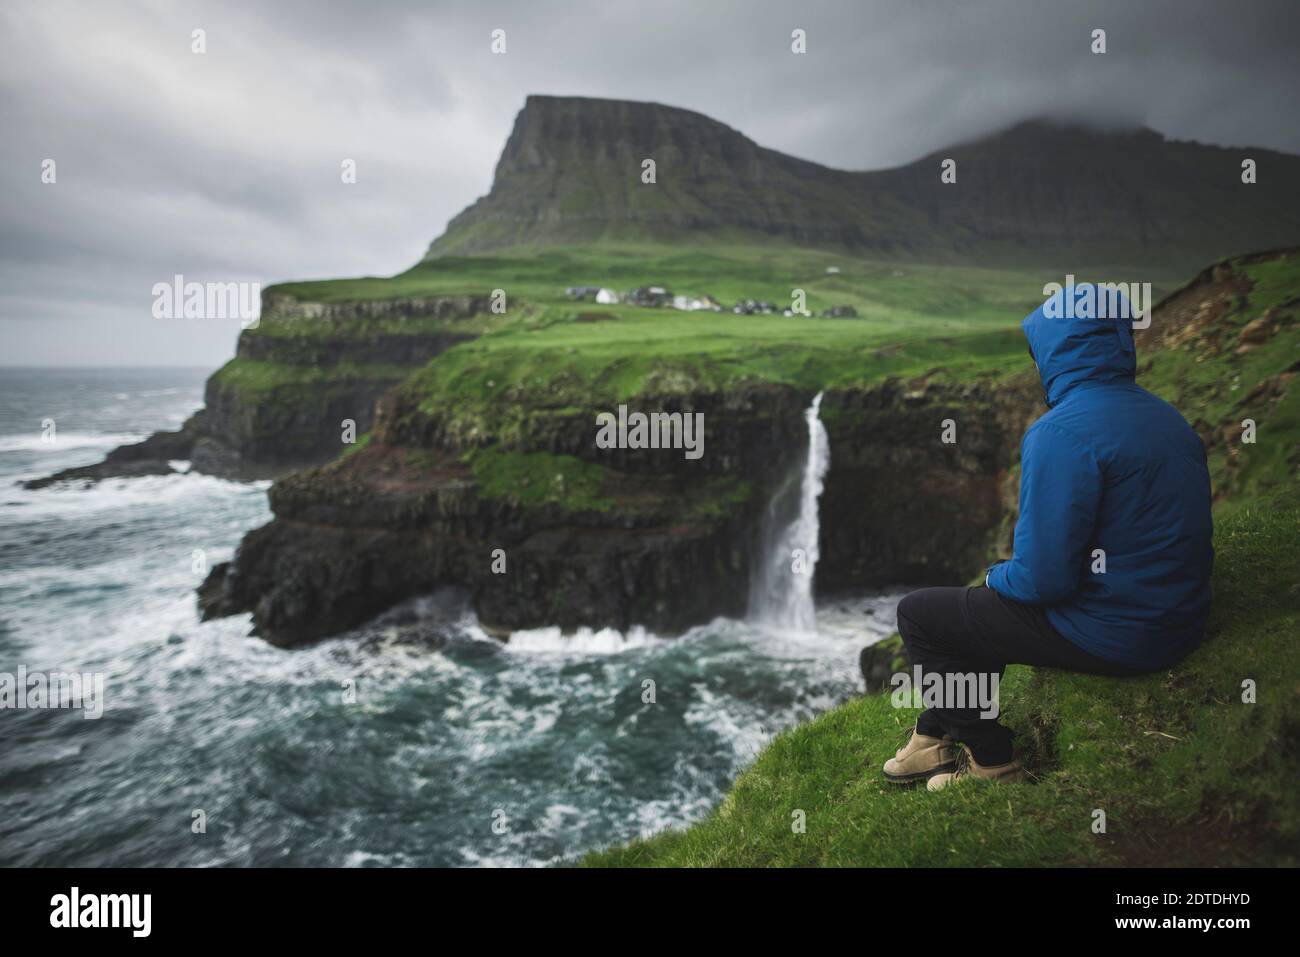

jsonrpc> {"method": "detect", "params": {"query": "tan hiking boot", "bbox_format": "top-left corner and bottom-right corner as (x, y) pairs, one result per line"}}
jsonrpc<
(882, 727), (957, 783)
(926, 745), (1025, 791)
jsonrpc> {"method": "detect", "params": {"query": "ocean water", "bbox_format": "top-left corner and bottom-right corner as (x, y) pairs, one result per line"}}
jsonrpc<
(0, 368), (902, 867)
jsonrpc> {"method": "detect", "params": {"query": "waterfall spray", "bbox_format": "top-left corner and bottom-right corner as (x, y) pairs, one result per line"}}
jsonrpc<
(749, 392), (830, 634)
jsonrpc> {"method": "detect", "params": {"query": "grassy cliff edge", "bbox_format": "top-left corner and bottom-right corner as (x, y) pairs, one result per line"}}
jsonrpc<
(583, 250), (1300, 867)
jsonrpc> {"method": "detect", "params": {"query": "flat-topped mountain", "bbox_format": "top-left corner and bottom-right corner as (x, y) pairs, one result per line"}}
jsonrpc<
(426, 95), (1300, 270)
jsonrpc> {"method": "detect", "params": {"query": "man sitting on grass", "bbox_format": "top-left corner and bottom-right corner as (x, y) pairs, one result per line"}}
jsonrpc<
(883, 283), (1214, 790)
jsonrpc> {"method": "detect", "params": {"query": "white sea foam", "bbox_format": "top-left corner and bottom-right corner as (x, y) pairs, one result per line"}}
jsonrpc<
(2, 471), (268, 522)
(0, 431), (143, 454)
(504, 623), (659, 655)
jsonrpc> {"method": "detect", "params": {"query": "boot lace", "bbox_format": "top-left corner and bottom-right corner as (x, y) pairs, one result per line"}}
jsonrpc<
(951, 747), (971, 779)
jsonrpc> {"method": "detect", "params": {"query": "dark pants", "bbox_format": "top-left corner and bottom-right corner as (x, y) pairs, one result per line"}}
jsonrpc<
(895, 586), (1142, 766)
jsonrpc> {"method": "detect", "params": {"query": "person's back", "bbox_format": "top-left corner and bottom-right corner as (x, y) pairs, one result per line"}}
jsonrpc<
(884, 284), (1215, 789)
(1035, 377), (1213, 666)
(986, 284), (1214, 669)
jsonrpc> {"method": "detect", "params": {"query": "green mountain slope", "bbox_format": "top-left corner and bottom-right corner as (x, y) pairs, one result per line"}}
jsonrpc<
(426, 96), (1300, 274)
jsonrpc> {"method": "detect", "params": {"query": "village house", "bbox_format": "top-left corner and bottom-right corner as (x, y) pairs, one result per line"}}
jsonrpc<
(819, 305), (859, 318)
(672, 294), (723, 312)
(627, 286), (674, 307)
(731, 299), (778, 315)
(562, 284), (769, 315)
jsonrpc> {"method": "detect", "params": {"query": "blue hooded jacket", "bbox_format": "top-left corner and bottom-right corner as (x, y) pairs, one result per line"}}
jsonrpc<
(985, 284), (1213, 670)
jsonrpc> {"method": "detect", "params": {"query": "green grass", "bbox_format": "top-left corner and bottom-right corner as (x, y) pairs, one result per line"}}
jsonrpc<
(1140, 255), (1300, 510)
(464, 447), (615, 513)
(405, 309), (1028, 408)
(461, 445), (754, 522)
(247, 309), (502, 340)
(271, 242), (1186, 314)
(210, 358), (415, 392)
(339, 430), (373, 459)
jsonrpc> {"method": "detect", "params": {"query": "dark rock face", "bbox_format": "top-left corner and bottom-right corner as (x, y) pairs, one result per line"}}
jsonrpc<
(195, 371), (399, 477)
(860, 635), (908, 695)
(200, 382), (815, 644)
(200, 374), (1042, 647)
(202, 493), (755, 647)
(818, 376), (1042, 590)
(22, 412), (205, 488)
(377, 381), (810, 479)
(427, 96), (1300, 270)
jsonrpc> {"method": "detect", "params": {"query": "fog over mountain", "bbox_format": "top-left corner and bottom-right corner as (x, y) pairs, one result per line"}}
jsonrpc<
(2, 0), (1299, 365)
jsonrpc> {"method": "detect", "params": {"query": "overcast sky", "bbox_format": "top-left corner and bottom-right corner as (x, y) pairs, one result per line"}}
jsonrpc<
(3, 0), (1299, 367)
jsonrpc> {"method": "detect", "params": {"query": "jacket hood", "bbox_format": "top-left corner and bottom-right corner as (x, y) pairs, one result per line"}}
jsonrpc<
(1023, 283), (1137, 407)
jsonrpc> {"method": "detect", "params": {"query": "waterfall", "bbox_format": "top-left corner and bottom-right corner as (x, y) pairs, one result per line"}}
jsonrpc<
(749, 392), (830, 634)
